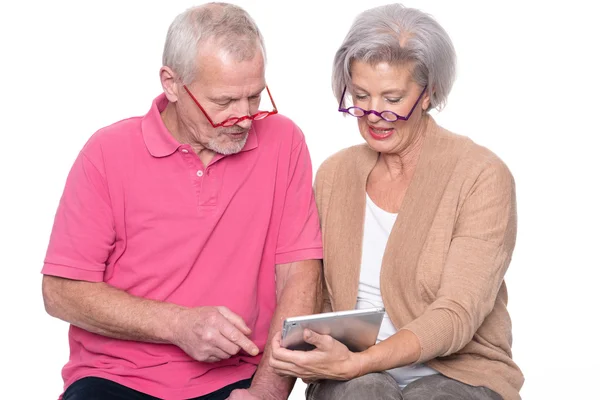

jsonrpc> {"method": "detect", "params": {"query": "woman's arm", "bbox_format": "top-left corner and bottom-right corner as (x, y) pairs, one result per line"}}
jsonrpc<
(401, 158), (517, 364)
(271, 157), (516, 380)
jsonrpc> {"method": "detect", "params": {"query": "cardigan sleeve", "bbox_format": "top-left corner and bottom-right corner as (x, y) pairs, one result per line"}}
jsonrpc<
(314, 155), (339, 313)
(401, 157), (517, 363)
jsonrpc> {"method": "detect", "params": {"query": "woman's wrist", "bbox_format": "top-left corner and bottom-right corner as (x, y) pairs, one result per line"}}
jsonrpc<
(347, 330), (421, 379)
(347, 349), (369, 379)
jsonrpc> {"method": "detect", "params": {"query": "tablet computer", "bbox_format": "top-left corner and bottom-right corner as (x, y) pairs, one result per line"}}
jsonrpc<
(280, 307), (385, 352)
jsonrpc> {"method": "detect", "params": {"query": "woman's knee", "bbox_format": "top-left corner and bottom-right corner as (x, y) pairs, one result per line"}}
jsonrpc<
(402, 375), (501, 400)
(307, 373), (402, 400)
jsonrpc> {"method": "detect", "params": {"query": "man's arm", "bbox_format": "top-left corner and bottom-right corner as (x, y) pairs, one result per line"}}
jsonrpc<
(41, 145), (254, 361)
(42, 275), (259, 363)
(245, 259), (322, 400)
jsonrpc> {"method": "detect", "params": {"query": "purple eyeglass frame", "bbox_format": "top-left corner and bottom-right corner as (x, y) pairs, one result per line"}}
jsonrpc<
(338, 86), (427, 122)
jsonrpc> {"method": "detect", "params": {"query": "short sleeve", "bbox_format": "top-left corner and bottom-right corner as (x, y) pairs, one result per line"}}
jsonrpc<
(274, 125), (323, 265)
(42, 148), (116, 282)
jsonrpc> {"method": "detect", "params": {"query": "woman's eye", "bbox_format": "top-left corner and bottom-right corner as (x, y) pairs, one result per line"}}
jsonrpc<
(387, 98), (401, 104)
(355, 95), (368, 101)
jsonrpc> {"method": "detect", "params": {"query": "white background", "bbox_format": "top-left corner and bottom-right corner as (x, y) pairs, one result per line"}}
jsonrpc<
(1, 1), (599, 398)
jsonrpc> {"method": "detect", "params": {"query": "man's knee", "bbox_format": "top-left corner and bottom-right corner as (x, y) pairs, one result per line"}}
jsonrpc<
(308, 373), (402, 400)
(63, 377), (145, 400)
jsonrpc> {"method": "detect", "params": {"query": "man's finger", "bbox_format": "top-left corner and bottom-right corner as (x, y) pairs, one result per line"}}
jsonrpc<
(219, 322), (259, 356)
(204, 349), (229, 363)
(212, 332), (242, 356)
(217, 306), (252, 335)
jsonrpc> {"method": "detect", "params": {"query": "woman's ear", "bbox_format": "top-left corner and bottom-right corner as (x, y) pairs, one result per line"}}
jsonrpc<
(422, 87), (433, 110)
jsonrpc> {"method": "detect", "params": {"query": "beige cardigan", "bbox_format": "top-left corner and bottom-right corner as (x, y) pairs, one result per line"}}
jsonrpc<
(314, 116), (524, 400)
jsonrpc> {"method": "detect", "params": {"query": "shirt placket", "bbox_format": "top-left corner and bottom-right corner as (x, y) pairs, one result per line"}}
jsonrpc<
(179, 146), (222, 214)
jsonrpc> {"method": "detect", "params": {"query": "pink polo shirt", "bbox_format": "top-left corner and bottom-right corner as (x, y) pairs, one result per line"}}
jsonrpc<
(42, 94), (323, 399)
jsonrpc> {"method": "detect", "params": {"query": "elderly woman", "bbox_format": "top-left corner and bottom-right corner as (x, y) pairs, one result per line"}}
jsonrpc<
(269, 4), (524, 400)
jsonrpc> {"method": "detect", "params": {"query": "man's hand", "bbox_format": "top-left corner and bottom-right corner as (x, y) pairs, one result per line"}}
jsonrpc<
(227, 387), (281, 400)
(227, 389), (263, 400)
(171, 306), (259, 363)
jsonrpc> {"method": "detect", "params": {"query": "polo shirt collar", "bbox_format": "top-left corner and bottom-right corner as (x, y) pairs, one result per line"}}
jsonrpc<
(241, 125), (258, 152)
(142, 93), (258, 158)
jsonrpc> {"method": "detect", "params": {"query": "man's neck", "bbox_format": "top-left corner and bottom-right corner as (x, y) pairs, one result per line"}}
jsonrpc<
(160, 102), (216, 166)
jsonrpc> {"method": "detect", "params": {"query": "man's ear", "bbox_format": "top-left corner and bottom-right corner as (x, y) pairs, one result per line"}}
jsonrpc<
(160, 66), (179, 102)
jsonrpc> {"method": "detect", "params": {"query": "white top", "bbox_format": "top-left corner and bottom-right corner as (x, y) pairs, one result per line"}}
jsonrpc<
(356, 194), (439, 387)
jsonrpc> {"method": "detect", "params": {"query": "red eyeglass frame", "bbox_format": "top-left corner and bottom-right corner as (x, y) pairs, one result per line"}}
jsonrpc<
(183, 85), (278, 128)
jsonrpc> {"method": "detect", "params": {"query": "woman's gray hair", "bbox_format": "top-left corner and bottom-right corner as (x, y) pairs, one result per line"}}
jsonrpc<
(162, 2), (265, 84)
(333, 4), (456, 112)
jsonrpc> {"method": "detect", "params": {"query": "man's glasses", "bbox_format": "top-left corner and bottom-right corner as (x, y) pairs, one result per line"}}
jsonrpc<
(183, 85), (278, 128)
(338, 86), (427, 122)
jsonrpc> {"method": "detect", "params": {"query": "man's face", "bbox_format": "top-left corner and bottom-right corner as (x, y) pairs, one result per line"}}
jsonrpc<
(178, 41), (266, 155)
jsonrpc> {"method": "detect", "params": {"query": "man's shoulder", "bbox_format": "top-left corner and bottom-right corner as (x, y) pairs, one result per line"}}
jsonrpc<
(81, 116), (144, 159)
(253, 113), (305, 147)
(87, 116), (143, 145)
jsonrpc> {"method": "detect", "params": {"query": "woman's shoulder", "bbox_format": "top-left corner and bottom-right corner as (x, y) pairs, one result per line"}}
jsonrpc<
(434, 125), (512, 179)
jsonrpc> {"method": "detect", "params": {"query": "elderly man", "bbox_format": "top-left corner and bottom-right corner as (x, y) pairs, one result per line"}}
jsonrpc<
(41, 3), (323, 400)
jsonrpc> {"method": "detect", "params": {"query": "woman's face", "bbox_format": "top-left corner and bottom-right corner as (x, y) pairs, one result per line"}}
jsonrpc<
(349, 60), (430, 155)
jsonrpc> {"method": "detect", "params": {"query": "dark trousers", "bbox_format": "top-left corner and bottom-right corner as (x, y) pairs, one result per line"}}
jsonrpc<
(63, 376), (252, 400)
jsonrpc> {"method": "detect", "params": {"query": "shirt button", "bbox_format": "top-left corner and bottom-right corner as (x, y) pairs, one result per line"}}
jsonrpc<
(196, 170), (204, 177)
(181, 149), (189, 154)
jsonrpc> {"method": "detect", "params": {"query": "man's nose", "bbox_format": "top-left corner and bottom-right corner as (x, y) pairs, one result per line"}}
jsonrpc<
(236, 118), (253, 130)
(232, 98), (251, 117)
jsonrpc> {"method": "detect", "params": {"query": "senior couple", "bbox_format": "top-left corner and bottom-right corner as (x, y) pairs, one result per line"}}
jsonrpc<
(42, 2), (523, 400)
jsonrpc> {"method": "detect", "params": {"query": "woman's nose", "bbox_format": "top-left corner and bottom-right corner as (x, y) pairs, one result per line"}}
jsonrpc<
(366, 111), (382, 123)
(365, 99), (384, 122)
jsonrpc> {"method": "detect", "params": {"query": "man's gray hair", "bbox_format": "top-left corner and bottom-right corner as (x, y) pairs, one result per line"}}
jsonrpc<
(163, 2), (265, 84)
(332, 4), (456, 112)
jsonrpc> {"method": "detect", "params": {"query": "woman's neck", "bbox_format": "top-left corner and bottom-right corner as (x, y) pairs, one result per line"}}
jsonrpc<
(377, 117), (428, 180)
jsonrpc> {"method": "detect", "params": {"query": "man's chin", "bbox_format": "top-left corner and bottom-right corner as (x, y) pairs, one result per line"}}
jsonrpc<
(209, 134), (248, 155)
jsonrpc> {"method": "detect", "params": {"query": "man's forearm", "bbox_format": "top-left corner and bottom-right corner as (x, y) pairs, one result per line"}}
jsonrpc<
(250, 259), (323, 400)
(42, 275), (181, 343)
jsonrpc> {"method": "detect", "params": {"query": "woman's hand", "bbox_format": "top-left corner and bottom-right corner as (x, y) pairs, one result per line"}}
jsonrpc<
(269, 329), (362, 381)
